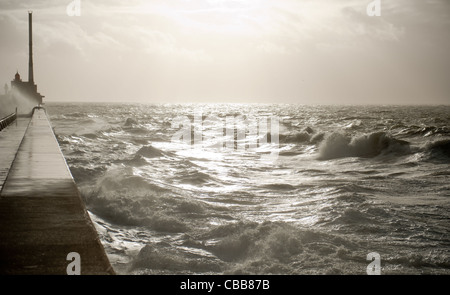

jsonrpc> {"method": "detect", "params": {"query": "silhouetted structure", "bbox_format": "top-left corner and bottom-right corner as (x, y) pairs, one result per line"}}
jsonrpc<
(1, 12), (44, 114)
(12, 12), (44, 105)
(10, 69), (43, 106)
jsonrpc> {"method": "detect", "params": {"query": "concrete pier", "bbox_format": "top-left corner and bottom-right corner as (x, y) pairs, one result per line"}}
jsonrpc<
(0, 108), (114, 274)
(0, 117), (30, 192)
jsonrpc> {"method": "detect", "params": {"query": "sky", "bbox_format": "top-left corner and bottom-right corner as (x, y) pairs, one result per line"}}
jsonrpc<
(0, 0), (449, 105)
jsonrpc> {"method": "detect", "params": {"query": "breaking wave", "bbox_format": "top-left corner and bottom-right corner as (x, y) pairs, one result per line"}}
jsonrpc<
(81, 166), (186, 230)
(422, 139), (450, 160)
(130, 221), (365, 275)
(317, 132), (410, 160)
(80, 164), (220, 234)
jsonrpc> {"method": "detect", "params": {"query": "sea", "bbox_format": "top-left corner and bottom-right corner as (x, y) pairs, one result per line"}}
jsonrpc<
(46, 102), (450, 275)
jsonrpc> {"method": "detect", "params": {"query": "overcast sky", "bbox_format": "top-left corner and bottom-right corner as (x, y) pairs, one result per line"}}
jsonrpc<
(0, 0), (449, 104)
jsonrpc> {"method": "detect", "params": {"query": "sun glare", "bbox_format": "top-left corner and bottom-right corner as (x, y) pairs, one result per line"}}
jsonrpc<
(129, 0), (273, 35)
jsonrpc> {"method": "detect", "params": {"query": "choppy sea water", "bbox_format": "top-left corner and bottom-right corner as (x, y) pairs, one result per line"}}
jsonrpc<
(47, 103), (450, 275)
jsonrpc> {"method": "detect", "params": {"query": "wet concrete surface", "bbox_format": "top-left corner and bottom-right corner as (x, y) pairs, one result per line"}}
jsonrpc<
(0, 118), (30, 192)
(0, 109), (114, 274)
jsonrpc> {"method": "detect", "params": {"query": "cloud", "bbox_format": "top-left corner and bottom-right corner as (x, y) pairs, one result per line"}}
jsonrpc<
(0, 0), (449, 104)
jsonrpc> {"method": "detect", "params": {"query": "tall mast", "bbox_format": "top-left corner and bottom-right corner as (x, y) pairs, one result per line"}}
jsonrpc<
(28, 11), (34, 84)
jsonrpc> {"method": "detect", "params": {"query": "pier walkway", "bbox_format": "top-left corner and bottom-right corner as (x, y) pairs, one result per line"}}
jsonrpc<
(0, 108), (114, 274)
(0, 117), (30, 193)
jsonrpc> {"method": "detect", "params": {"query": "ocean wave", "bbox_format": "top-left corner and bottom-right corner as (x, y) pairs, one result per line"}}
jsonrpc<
(310, 133), (325, 144)
(135, 145), (165, 158)
(342, 116), (376, 121)
(123, 126), (150, 135)
(82, 166), (179, 227)
(129, 220), (362, 274)
(259, 183), (297, 190)
(122, 145), (167, 167)
(55, 135), (70, 145)
(80, 132), (99, 140)
(317, 132), (410, 160)
(276, 127), (325, 145)
(204, 221), (304, 263)
(177, 170), (214, 185)
(131, 242), (224, 274)
(129, 214), (449, 274)
(397, 126), (449, 137)
(81, 165), (216, 231)
(79, 118), (97, 125)
(85, 188), (189, 231)
(65, 112), (86, 118)
(343, 120), (363, 130)
(126, 155), (149, 167)
(122, 117), (153, 134)
(279, 132), (311, 143)
(92, 167), (170, 194)
(70, 166), (107, 183)
(201, 221), (363, 274)
(330, 208), (376, 225)
(421, 139), (450, 160)
(124, 117), (138, 127)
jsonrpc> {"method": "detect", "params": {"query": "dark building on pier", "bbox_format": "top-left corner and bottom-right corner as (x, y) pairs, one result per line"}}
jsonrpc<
(10, 70), (44, 106)
(1, 12), (44, 116)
